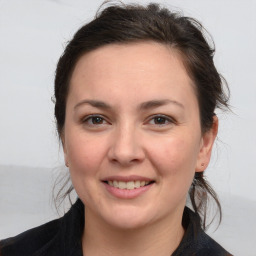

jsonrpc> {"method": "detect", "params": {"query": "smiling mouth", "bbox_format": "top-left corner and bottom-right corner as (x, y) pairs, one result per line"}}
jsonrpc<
(103, 180), (155, 190)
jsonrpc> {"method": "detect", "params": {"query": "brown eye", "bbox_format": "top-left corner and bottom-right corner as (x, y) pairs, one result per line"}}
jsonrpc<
(148, 115), (173, 126)
(91, 116), (104, 124)
(154, 116), (167, 125)
(83, 115), (108, 126)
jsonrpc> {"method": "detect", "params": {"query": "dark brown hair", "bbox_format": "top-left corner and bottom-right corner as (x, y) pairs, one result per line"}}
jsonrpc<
(53, 1), (229, 230)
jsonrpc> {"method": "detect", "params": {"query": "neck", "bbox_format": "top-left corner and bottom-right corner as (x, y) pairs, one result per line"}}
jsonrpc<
(82, 207), (185, 256)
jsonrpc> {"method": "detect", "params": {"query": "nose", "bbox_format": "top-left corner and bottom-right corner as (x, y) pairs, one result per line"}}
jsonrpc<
(107, 123), (145, 166)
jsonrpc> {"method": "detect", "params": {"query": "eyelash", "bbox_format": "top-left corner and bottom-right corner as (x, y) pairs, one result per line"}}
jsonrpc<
(81, 114), (176, 127)
(82, 115), (108, 126)
(147, 114), (176, 126)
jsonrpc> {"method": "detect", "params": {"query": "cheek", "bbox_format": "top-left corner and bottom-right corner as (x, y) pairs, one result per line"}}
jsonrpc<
(147, 136), (199, 178)
(65, 132), (107, 177)
(65, 133), (108, 202)
(147, 137), (199, 206)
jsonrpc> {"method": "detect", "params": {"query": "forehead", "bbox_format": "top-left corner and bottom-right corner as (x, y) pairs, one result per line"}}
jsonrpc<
(68, 41), (197, 108)
(71, 41), (189, 83)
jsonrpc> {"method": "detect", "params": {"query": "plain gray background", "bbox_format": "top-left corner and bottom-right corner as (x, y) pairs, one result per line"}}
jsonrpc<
(0, 0), (256, 255)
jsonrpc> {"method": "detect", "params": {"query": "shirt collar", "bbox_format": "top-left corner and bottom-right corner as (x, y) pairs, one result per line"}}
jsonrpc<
(60, 198), (202, 256)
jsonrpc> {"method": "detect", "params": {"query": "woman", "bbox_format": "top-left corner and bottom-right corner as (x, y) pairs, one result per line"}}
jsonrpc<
(0, 2), (233, 255)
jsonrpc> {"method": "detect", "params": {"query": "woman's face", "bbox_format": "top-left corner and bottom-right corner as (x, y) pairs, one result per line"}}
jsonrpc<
(63, 41), (217, 229)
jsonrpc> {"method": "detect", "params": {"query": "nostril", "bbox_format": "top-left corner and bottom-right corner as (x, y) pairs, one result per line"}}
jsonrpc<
(107, 138), (145, 166)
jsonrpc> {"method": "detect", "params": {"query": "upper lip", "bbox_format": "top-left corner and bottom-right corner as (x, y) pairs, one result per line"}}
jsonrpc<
(101, 175), (154, 182)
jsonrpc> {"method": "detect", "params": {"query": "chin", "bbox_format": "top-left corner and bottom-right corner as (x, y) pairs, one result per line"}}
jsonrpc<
(108, 217), (149, 230)
(103, 206), (152, 230)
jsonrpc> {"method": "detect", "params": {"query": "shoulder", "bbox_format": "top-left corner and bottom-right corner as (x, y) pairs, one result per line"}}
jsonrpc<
(195, 231), (232, 256)
(0, 218), (61, 256)
(0, 199), (84, 256)
(172, 207), (233, 256)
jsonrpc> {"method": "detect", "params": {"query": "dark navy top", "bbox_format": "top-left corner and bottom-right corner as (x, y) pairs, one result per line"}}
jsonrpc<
(0, 199), (232, 256)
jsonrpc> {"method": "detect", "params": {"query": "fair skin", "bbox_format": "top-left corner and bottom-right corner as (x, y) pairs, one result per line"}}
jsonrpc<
(62, 41), (218, 256)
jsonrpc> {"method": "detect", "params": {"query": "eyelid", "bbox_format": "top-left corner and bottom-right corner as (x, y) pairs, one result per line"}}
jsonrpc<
(146, 114), (176, 125)
(81, 114), (176, 127)
(82, 114), (110, 125)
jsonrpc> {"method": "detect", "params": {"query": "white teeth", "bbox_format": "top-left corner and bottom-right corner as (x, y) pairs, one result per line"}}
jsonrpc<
(134, 180), (140, 188)
(113, 180), (118, 188)
(127, 181), (135, 190)
(107, 180), (151, 189)
(118, 181), (126, 189)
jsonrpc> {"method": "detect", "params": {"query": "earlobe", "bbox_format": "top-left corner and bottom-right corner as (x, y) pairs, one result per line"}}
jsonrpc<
(61, 134), (69, 167)
(196, 116), (218, 172)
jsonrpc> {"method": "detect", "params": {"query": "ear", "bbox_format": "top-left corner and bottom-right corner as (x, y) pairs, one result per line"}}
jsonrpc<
(195, 115), (218, 172)
(61, 132), (69, 168)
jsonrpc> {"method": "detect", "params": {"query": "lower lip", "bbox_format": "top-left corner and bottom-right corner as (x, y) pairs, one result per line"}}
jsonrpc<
(102, 182), (154, 199)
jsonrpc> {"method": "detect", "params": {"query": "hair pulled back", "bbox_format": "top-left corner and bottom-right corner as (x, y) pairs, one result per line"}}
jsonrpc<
(54, 1), (229, 230)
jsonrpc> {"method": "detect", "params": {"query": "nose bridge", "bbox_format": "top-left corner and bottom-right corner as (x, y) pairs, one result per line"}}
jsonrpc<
(108, 120), (144, 165)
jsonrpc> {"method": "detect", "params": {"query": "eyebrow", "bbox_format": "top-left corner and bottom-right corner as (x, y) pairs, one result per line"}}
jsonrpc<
(138, 99), (184, 110)
(74, 100), (111, 110)
(74, 99), (184, 111)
